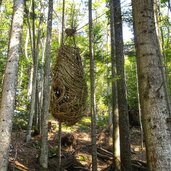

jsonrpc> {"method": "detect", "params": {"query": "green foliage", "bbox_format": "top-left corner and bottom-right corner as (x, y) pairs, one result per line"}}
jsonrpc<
(74, 117), (91, 132)
(160, 0), (168, 3)
(156, 4), (171, 97)
(78, 155), (87, 162)
(13, 109), (29, 130)
(0, 0), (13, 99)
(49, 145), (58, 157)
(125, 55), (138, 108)
(66, 2), (80, 28)
(2, 0), (170, 135)
(96, 114), (108, 127)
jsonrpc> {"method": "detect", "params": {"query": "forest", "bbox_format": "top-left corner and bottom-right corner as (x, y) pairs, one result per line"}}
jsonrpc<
(0, 0), (171, 171)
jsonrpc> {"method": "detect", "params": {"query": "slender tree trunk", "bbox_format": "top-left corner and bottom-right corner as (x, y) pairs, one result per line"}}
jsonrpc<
(25, 54), (37, 139)
(89, 0), (97, 170)
(57, 122), (62, 171)
(26, 0), (39, 142)
(27, 67), (33, 100)
(109, 0), (120, 170)
(39, 0), (53, 168)
(136, 69), (144, 148)
(168, 0), (171, 12)
(0, 0), (2, 12)
(34, 14), (43, 132)
(26, 0), (33, 55)
(56, 1), (64, 168)
(106, 27), (112, 129)
(38, 37), (46, 134)
(113, 0), (132, 170)
(26, 1), (33, 102)
(154, 0), (171, 112)
(132, 0), (171, 170)
(61, 0), (65, 45)
(34, 83), (39, 131)
(0, 0), (24, 170)
(25, 28), (29, 60)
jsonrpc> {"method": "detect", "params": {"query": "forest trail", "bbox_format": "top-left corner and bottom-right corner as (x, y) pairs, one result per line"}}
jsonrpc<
(8, 121), (146, 171)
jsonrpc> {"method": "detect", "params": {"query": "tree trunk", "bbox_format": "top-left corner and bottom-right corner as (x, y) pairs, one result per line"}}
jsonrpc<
(113, 0), (132, 170)
(168, 0), (171, 12)
(39, 0), (53, 168)
(109, 0), (120, 170)
(132, 0), (171, 170)
(27, 67), (33, 101)
(0, 0), (2, 10)
(34, 82), (39, 131)
(61, 0), (65, 45)
(0, 0), (24, 170)
(38, 37), (46, 135)
(89, 0), (97, 170)
(57, 122), (62, 171)
(154, 0), (171, 113)
(136, 70), (144, 148)
(34, 13), (43, 132)
(26, 0), (38, 142)
(24, 28), (29, 60)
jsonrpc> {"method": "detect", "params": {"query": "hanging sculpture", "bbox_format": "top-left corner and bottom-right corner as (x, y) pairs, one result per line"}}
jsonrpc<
(50, 45), (87, 126)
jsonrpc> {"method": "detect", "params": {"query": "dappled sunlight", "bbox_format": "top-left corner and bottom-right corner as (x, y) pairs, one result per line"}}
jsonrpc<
(9, 158), (28, 171)
(130, 128), (146, 163)
(0, 0), (169, 169)
(131, 144), (145, 153)
(8, 121), (147, 170)
(76, 152), (91, 167)
(81, 117), (91, 124)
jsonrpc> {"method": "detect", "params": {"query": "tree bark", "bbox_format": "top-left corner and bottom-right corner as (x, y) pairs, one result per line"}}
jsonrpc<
(109, 0), (120, 170)
(34, 13), (43, 132)
(57, 122), (62, 171)
(34, 82), (39, 131)
(26, 0), (38, 142)
(0, 0), (24, 170)
(168, 0), (171, 12)
(61, 0), (65, 45)
(39, 0), (53, 168)
(89, 0), (97, 170)
(113, 0), (132, 170)
(132, 0), (171, 170)
(38, 37), (46, 135)
(154, 0), (171, 113)
(24, 28), (29, 60)
(0, 0), (2, 10)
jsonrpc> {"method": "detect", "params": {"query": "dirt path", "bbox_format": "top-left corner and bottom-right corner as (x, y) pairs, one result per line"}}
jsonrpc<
(8, 125), (146, 171)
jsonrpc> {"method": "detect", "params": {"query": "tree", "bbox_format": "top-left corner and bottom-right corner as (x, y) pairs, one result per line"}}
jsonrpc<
(109, 0), (120, 170)
(56, 1), (65, 170)
(0, 0), (2, 9)
(33, 0), (45, 134)
(89, 0), (97, 170)
(39, 0), (53, 168)
(154, 0), (171, 112)
(26, 0), (39, 142)
(0, 0), (13, 102)
(57, 122), (62, 171)
(132, 0), (171, 170)
(61, 0), (65, 45)
(0, 0), (24, 170)
(113, 0), (132, 170)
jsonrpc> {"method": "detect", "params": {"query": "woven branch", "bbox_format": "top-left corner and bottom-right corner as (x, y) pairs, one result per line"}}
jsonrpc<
(50, 45), (87, 126)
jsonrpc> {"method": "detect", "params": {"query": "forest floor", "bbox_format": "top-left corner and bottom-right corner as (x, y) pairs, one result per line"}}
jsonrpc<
(8, 119), (147, 171)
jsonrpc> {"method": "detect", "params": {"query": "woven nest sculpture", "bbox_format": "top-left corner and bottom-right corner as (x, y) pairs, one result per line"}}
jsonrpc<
(50, 45), (87, 126)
